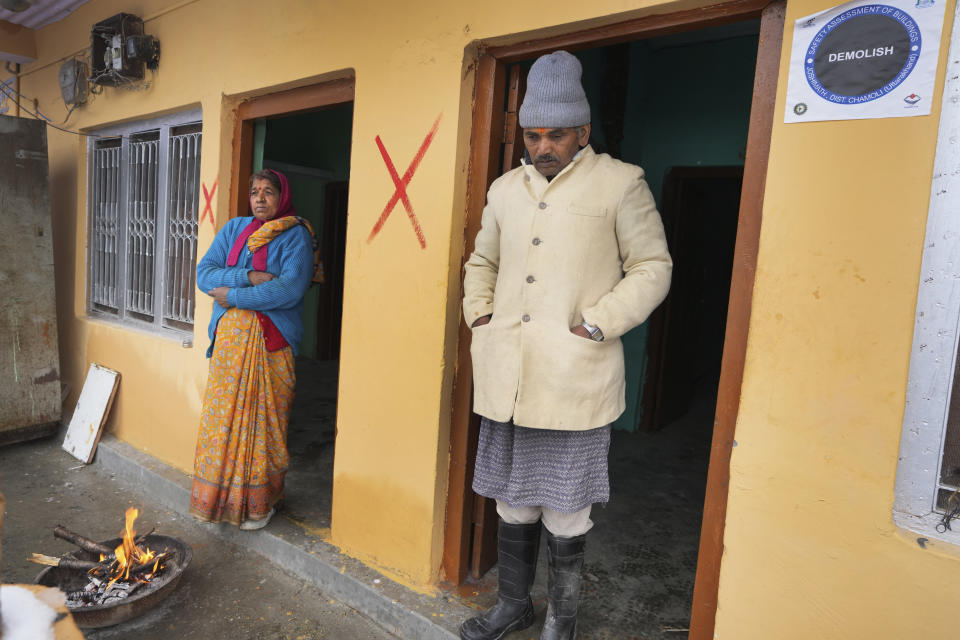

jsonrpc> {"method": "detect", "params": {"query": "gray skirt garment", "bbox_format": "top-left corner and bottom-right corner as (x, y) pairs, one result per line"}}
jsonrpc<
(472, 417), (611, 513)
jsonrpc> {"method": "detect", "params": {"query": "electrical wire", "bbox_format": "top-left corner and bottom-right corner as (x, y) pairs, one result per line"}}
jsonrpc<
(63, 103), (78, 124)
(936, 487), (960, 533)
(0, 83), (101, 138)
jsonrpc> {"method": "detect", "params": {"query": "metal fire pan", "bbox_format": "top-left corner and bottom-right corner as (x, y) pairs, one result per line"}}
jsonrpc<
(35, 534), (193, 628)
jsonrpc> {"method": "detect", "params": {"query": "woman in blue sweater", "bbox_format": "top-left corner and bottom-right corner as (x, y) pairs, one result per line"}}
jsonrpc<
(190, 169), (319, 530)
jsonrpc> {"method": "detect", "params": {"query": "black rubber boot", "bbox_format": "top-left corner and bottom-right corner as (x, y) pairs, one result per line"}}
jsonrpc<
(539, 531), (586, 640)
(459, 520), (540, 640)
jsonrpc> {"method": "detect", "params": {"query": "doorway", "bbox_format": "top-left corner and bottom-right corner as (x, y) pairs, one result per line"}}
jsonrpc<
(443, 3), (784, 638)
(231, 79), (353, 532)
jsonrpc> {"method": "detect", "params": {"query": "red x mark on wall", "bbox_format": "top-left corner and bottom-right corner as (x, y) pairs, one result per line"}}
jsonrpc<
(367, 114), (442, 249)
(200, 179), (217, 228)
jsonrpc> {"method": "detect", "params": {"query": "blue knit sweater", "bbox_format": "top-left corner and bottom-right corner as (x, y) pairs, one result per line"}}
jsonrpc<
(197, 216), (314, 357)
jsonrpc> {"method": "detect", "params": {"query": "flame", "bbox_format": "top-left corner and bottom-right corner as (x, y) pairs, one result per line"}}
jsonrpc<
(99, 507), (165, 586)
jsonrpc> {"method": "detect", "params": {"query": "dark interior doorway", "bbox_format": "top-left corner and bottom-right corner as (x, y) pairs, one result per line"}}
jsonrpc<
(234, 93), (353, 532)
(448, 17), (764, 639)
(642, 167), (742, 430)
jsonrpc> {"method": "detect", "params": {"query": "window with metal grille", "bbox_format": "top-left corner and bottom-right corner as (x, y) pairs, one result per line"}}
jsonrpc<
(87, 110), (201, 336)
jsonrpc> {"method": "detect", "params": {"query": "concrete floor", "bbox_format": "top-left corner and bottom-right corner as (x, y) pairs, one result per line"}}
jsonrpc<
(284, 356), (715, 640)
(0, 434), (394, 640)
(285, 358), (339, 531)
(456, 380), (715, 640)
(1, 356), (713, 639)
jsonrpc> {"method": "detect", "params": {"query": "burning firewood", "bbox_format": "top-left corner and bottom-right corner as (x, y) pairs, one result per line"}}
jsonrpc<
(51, 523), (157, 564)
(66, 574), (146, 607)
(33, 507), (172, 609)
(53, 525), (114, 556)
(28, 553), (101, 571)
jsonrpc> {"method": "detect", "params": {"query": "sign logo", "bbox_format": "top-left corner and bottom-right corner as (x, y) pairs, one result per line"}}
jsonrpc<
(904, 92), (922, 105)
(804, 4), (922, 105)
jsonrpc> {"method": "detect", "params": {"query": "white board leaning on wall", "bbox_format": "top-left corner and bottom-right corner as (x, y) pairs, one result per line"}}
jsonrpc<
(62, 364), (120, 464)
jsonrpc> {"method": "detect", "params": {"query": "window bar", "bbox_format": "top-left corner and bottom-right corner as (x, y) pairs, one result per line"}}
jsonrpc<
(103, 147), (110, 307)
(126, 137), (159, 319)
(138, 142), (146, 312)
(107, 146), (119, 309)
(147, 140), (157, 313)
(98, 147), (108, 306)
(165, 135), (180, 322)
(164, 130), (200, 326)
(129, 143), (139, 312)
(138, 142), (145, 313)
(187, 133), (200, 321)
(96, 146), (106, 308)
(90, 146), (101, 307)
(140, 142), (146, 312)
(102, 147), (109, 307)
(171, 134), (184, 321)
(186, 133), (199, 320)
(179, 134), (189, 321)
(181, 135), (190, 320)
(144, 141), (151, 313)
(165, 135), (176, 320)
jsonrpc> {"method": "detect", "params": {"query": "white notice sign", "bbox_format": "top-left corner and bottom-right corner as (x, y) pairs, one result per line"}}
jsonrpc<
(785, 0), (947, 122)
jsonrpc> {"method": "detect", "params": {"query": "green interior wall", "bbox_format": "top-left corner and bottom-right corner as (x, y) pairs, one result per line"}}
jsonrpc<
(574, 24), (758, 431)
(252, 103), (354, 359)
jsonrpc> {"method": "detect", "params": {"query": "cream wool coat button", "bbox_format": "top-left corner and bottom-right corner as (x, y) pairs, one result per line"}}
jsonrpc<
(538, 202), (547, 209)
(532, 238), (541, 245)
(522, 314), (531, 322)
(526, 275), (535, 283)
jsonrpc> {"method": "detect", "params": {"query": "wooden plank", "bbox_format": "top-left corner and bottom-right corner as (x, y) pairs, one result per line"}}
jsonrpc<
(230, 117), (254, 221)
(486, 0), (767, 62)
(442, 53), (506, 585)
(237, 77), (355, 120)
(0, 115), (61, 441)
(688, 2), (785, 638)
(501, 65), (525, 171)
(468, 55), (521, 580)
(62, 364), (121, 464)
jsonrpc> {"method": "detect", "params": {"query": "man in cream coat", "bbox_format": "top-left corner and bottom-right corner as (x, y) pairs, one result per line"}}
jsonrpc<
(460, 51), (672, 640)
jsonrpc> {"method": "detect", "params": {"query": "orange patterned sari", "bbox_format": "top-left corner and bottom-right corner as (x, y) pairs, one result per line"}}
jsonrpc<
(190, 308), (294, 525)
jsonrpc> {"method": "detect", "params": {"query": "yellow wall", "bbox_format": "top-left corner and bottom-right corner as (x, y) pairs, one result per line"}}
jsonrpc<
(713, 1), (960, 638)
(18, 0), (960, 626)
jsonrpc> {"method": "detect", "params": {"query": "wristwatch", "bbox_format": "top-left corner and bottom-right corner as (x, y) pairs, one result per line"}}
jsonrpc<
(581, 321), (604, 342)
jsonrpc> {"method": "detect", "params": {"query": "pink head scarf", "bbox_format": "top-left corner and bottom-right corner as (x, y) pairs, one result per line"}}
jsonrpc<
(226, 169), (297, 270)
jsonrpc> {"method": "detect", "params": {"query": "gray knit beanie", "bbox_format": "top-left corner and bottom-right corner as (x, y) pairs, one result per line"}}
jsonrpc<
(518, 51), (591, 128)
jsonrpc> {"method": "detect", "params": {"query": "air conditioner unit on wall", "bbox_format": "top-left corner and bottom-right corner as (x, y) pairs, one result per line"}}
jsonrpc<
(90, 13), (160, 87)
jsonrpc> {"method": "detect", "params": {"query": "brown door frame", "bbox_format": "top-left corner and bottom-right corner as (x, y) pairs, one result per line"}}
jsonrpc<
(229, 78), (355, 220)
(443, 2), (784, 637)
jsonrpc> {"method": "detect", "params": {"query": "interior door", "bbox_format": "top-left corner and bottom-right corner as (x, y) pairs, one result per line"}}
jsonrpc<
(467, 64), (527, 579)
(317, 181), (348, 361)
(641, 167), (743, 430)
(0, 115), (61, 445)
